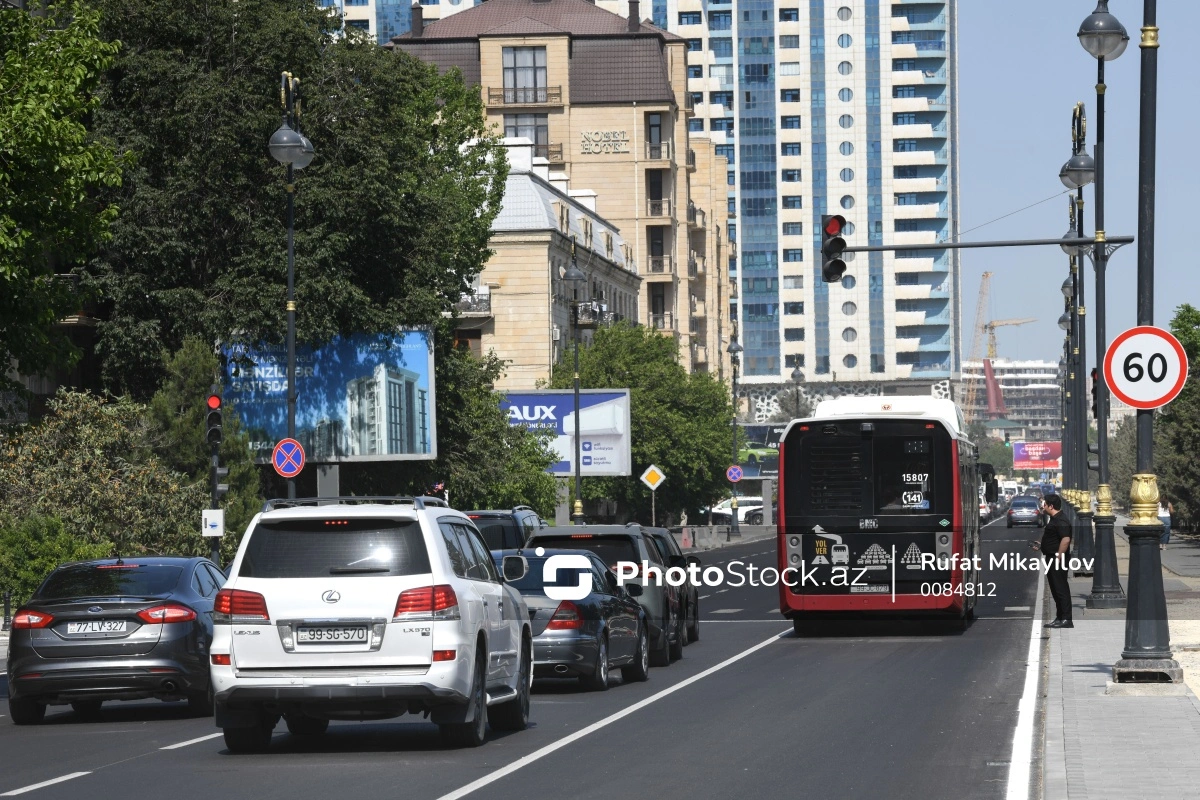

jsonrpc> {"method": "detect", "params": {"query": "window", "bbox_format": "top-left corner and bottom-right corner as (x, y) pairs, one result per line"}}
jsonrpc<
(678, 11), (701, 24)
(781, 116), (802, 129)
(711, 118), (734, 134)
(780, 88), (800, 102)
(438, 521), (470, 578)
(715, 144), (735, 163)
(346, 19), (370, 30)
(838, 61), (853, 75)
(895, 219), (920, 232)
(502, 47), (547, 102)
(690, 91), (703, 107)
(838, 88), (853, 102)
(838, 114), (854, 128)
(783, 275), (804, 290)
(728, 170), (736, 186)
(840, 168), (854, 182)
(710, 38), (733, 57)
(782, 222), (803, 236)
(782, 169), (801, 182)
(709, 11), (731, 29)
(783, 249), (804, 262)
(784, 302), (804, 314)
(785, 354), (806, 368)
(781, 142), (802, 156)
(843, 354), (858, 368)
(895, 166), (919, 178)
(688, 119), (704, 132)
(727, 222), (736, 242)
(238, 520), (430, 579)
(894, 86), (917, 98)
(782, 195), (803, 209)
(894, 139), (918, 152)
(779, 8), (798, 21)
(842, 221), (855, 235)
(895, 193), (919, 205)
(779, 62), (801, 76)
(779, 35), (800, 48)
(842, 327), (858, 342)
(504, 113), (549, 146)
(841, 275), (856, 289)
(837, 6), (852, 21)
(894, 113), (917, 125)
(688, 65), (703, 79)
(893, 59), (917, 71)
(838, 34), (852, 48)
(686, 38), (703, 52)
(842, 301), (858, 315)
(839, 141), (854, 156)
(710, 91), (733, 109)
(840, 195), (855, 209)
(728, 197), (737, 214)
(711, 64), (734, 82)
(784, 328), (805, 342)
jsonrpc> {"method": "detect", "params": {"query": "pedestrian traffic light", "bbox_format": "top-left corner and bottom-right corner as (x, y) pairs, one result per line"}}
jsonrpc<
(1090, 367), (1099, 418)
(821, 214), (848, 283)
(205, 387), (223, 446)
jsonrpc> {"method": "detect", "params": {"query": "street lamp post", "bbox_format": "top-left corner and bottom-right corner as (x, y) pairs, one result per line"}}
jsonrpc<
(268, 72), (314, 501)
(727, 334), (743, 542)
(1078, 0), (1129, 608)
(1113, 0), (1180, 683)
(563, 243), (587, 525)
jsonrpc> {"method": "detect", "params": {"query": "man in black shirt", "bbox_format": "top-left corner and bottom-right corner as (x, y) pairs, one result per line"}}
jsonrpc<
(1034, 493), (1073, 628)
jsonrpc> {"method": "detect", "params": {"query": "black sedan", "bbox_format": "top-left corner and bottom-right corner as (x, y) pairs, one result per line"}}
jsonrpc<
(642, 527), (701, 644)
(492, 549), (649, 691)
(6, 557), (225, 724)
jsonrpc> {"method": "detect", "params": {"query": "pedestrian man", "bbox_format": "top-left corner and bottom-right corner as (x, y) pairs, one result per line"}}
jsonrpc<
(1032, 493), (1073, 628)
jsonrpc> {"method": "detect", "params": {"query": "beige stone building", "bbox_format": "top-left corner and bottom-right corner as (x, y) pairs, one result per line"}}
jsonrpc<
(393, 0), (729, 377)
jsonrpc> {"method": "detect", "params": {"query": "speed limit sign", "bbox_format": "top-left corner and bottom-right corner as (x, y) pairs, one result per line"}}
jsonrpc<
(1103, 326), (1189, 410)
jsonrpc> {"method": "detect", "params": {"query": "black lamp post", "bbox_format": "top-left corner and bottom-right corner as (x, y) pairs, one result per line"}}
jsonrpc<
(1113, 0), (1180, 683)
(563, 243), (587, 525)
(1078, 0), (1129, 608)
(268, 72), (314, 501)
(727, 334), (743, 541)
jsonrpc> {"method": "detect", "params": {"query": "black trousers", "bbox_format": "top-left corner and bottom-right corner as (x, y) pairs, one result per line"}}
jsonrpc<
(1045, 557), (1073, 621)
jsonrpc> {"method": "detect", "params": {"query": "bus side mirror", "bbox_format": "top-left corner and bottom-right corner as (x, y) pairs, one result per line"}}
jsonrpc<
(985, 480), (998, 503)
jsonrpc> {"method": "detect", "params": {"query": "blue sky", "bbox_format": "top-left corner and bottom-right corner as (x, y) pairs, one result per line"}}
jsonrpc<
(957, 2), (1200, 365)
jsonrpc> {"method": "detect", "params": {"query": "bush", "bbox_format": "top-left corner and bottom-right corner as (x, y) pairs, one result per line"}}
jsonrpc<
(0, 515), (110, 605)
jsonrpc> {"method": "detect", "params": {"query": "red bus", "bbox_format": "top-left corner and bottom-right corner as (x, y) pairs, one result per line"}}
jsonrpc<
(777, 397), (983, 631)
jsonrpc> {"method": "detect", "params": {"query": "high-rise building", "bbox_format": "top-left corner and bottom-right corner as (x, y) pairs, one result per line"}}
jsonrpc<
(320, 0), (411, 44)
(960, 359), (1062, 443)
(590, 0), (960, 402)
(347, 364), (429, 455)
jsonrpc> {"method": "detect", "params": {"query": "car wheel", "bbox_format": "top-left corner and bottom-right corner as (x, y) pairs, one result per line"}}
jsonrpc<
(9, 697), (46, 725)
(489, 636), (531, 731)
(668, 611), (684, 662)
(187, 688), (213, 717)
(285, 715), (329, 736)
(620, 624), (650, 682)
(687, 596), (700, 643)
(649, 618), (671, 667)
(581, 634), (610, 691)
(71, 700), (103, 719)
(440, 649), (488, 748)
(222, 714), (274, 753)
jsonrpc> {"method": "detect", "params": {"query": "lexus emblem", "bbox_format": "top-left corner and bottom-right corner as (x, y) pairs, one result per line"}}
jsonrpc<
(321, 590), (341, 604)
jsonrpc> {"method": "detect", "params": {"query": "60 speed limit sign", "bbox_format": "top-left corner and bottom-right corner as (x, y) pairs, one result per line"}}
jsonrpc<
(1103, 326), (1189, 410)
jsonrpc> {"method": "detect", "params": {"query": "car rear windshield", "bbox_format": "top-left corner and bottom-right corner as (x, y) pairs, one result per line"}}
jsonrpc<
(472, 517), (521, 551)
(239, 519), (430, 578)
(1012, 498), (1039, 508)
(530, 535), (639, 568)
(36, 565), (183, 600)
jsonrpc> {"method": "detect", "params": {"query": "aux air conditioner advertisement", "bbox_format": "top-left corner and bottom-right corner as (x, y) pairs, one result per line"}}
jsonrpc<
(502, 390), (632, 477)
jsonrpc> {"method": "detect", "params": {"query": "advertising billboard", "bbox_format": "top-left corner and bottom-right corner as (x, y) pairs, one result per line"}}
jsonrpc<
(502, 390), (631, 477)
(1012, 441), (1063, 471)
(735, 423), (789, 479)
(223, 331), (436, 463)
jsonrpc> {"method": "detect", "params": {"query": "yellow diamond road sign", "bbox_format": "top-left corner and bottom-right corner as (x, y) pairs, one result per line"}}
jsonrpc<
(640, 465), (665, 491)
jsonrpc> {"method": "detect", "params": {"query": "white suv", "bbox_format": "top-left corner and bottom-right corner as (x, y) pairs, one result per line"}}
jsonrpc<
(210, 497), (532, 752)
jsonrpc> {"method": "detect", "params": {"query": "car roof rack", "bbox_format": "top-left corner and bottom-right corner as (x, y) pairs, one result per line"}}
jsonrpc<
(261, 496), (449, 513)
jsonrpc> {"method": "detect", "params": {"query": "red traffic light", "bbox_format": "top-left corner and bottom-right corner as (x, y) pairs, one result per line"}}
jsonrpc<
(823, 215), (846, 237)
(206, 394), (221, 410)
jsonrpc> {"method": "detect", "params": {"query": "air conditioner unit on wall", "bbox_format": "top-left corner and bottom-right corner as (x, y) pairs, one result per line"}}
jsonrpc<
(552, 324), (561, 341)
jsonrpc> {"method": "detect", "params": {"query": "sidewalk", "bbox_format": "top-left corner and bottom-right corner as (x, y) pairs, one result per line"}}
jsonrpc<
(1041, 519), (1200, 799)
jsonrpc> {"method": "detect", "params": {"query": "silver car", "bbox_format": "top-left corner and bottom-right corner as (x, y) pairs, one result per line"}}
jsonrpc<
(1007, 496), (1044, 528)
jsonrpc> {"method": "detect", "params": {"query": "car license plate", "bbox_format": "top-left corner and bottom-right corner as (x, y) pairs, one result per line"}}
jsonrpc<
(296, 626), (368, 643)
(67, 620), (127, 634)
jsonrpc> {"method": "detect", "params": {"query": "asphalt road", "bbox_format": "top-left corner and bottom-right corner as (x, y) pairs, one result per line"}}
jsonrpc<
(0, 517), (1040, 800)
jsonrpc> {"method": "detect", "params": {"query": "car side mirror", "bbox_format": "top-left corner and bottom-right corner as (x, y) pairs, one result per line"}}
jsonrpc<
(501, 555), (528, 582)
(625, 583), (643, 597)
(686, 555), (701, 568)
(669, 554), (686, 569)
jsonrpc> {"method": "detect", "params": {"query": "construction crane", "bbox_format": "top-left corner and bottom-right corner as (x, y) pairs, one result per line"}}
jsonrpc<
(984, 318), (1036, 359)
(962, 272), (992, 427)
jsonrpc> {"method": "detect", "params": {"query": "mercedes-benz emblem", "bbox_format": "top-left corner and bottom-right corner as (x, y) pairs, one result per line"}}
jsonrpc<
(321, 590), (341, 604)
(88, 606), (103, 613)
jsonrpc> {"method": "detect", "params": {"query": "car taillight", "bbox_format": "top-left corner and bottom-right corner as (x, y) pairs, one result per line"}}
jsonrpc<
(394, 585), (460, 620)
(213, 589), (269, 622)
(136, 604), (197, 624)
(432, 650), (456, 662)
(210, 654), (231, 666)
(546, 601), (583, 630)
(12, 610), (54, 629)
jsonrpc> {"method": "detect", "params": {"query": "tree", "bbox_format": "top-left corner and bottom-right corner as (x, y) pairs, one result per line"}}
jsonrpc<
(1155, 304), (1200, 526)
(769, 386), (812, 423)
(0, 515), (110, 604)
(87, 0), (506, 398)
(550, 322), (734, 521)
(0, 1), (125, 396)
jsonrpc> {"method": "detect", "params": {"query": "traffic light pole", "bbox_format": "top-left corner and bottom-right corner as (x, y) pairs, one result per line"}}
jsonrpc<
(840, 234), (1133, 255)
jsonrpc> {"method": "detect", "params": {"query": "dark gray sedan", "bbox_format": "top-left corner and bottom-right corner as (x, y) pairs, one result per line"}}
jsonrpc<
(6, 557), (224, 724)
(1006, 496), (1045, 528)
(491, 549), (648, 691)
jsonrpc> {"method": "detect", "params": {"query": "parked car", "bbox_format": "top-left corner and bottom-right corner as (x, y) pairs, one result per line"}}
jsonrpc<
(979, 498), (992, 522)
(209, 496), (533, 752)
(709, 496), (764, 525)
(490, 549), (648, 690)
(526, 525), (683, 667)
(466, 506), (547, 550)
(745, 507), (770, 526)
(1007, 496), (1045, 528)
(6, 556), (224, 725)
(641, 527), (700, 644)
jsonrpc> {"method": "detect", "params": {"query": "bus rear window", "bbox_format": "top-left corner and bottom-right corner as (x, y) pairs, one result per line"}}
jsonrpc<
(875, 437), (934, 514)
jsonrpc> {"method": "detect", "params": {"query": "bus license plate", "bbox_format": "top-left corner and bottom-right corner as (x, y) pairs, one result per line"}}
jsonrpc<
(67, 620), (127, 634)
(296, 626), (368, 643)
(850, 585), (889, 594)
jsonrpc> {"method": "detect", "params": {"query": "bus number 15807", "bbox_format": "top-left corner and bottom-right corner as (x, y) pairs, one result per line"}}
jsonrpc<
(903, 473), (929, 483)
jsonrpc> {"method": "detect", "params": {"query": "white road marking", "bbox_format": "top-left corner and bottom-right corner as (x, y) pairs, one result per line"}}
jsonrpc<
(160, 732), (223, 750)
(1, 772), (91, 796)
(1004, 567), (1045, 800)
(436, 630), (789, 800)
(716, 589), (728, 594)
(698, 595), (710, 599)
(1004, 606), (1032, 612)
(710, 609), (742, 614)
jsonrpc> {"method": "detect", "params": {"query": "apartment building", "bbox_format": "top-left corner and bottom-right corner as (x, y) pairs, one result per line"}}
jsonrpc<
(321, 0), (411, 42)
(960, 359), (1063, 442)
(392, 0), (730, 376)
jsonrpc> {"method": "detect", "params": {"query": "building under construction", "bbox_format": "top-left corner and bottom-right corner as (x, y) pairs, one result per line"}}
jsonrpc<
(959, 359), (1062, 442)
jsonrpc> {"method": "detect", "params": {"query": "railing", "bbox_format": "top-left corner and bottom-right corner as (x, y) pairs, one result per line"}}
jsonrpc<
(533, 143), (564, 163)
(686, 149), (696, 169)
(650, 312), (675, 331)
(648, 256), (674, 274)
(487, 86), (564, 106)
(687, 202), (706, 228)
(688, 253), (706, 277)
(647, 198), (672, 217)
(455, 292), (492, 314)
(645, 141), (672, 160)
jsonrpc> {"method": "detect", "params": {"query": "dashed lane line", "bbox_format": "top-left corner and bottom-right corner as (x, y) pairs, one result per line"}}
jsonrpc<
(1004, 606), (1032, 612)
(710, 609), (743, 614)
(1, 772), (91, 796)
(160, 733), (224, 750)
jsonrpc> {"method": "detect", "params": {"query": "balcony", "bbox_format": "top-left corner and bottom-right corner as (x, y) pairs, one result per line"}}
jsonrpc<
(454, 291), (492, 315)
(693, 344), (708, 364)
(645, 141), (672, 160)
(650, 312), (675, 331)
(686, 149), (696, 170)
(688, 253), (706, 278)
(486, 86), (563, 106)
(728, 278), (738, 299)
(687, 202), (706, 229)
(647, 198), (672, 217)
(690, 298), (706, 317)
(648, 256), (675, 274)
(533, 143), (565, 163)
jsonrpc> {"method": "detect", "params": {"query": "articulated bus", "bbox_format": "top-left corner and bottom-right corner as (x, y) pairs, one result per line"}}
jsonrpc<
(777, 397), (982, 631)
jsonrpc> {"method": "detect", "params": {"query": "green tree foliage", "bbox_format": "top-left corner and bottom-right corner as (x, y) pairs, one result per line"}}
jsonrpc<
(1155, 304), (1200, 525)
(87, 0), (506, 398)
(1107, 414), (1139, 512)
(147, 338), (262, 547)
(769, 386), (812, 423)
(0, 390), (206, 556)
(550, 322), (733, 521)
(0, 515), (110, 604)
(0, 1), (124, 394)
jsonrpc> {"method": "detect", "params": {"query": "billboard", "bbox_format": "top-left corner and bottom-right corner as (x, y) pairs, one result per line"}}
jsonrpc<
(1012, 441), (1063, 471)
(735, 423), (789, 479)
(503, 390), (631, 476)
(223, 331), (436, 463)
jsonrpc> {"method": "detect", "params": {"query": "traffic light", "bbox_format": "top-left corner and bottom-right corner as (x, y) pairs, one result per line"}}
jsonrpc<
(1090, 367), (1099, 418)
(821, 214), (848, 283)
(1004, 432), (1011, 448)
(205, 387), (223, 446)
(211, 464), (230, 503)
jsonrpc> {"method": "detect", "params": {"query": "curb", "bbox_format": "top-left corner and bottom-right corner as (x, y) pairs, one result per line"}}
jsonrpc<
(674, 525), (776, 553)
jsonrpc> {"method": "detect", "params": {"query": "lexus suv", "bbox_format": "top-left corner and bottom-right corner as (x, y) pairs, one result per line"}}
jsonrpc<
(210, 497), (533, 752)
